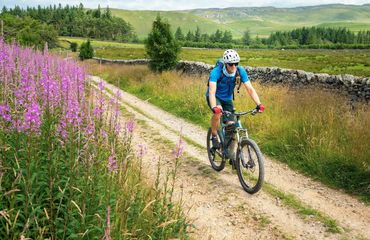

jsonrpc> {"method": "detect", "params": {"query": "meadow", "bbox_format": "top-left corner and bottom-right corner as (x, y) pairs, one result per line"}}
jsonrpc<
(0, 40), (188, 239)
(86, 62), (370, 203)
(59, 37), (143, 49)
(89, 42), (370, 77)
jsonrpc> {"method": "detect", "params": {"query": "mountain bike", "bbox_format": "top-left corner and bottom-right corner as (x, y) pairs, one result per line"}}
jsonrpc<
(206, 109), (264, 194)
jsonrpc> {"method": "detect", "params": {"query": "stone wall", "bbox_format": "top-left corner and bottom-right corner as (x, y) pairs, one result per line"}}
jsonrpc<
(93, 57), (370, 101)
(94, 57), (150, 65)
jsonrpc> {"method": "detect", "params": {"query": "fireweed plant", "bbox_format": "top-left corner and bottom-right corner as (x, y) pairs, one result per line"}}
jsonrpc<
(0, 39), (188, 239)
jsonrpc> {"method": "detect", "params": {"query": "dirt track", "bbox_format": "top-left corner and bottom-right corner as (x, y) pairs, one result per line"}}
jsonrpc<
(91, 76), (370, 240)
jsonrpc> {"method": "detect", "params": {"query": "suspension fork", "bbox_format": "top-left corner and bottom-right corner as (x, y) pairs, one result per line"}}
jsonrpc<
(236, 128), (251, 168)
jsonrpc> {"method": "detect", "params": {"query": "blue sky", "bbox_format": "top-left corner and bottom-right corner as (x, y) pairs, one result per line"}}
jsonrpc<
(2, 0), (370, 10)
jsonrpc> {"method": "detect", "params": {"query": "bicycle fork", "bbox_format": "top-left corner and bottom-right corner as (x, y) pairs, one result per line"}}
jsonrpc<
(235, 128), (255, 169)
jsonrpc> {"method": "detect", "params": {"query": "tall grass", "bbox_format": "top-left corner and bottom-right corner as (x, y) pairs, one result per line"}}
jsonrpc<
(88, 62), (370, 202)
(0, 40), (188, 239)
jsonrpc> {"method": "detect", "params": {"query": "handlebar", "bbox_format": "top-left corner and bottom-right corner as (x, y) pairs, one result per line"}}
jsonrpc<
(222, 109), (259, 117)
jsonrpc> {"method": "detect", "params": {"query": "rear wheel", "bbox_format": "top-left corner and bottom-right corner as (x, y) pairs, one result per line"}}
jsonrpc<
(235, 138), (264, 194)
(207, 128), (225, 171)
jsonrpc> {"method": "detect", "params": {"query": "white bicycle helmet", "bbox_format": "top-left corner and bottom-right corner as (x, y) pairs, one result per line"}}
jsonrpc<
(223, 49), (240, 63)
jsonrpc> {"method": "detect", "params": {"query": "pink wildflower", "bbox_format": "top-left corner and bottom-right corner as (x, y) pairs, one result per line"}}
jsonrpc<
(172, 137), (185, 158)
(0, 104), (12, 122)
(125, 119), (135, 134)
(107, 154), (118, 173)
(114, 123), (122, 135)
(98, 81), (105, 91)
(65, 100), (82, 128)
(57, 118), (68, 140)
(100, 129), (108, 140)
(84, 122), (95, 136)
(136, 144), (147, 159)
(23, 102), (42, 133)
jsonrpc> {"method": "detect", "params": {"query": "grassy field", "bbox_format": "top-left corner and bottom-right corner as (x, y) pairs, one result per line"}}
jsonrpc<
(58, 36), (370, 77)
(59, 37), (144, 49)
(85, 62), (370, 203)
(91, 43), (370, 77)
(111, 9), (233, 39)
(109, 4), (370, 39)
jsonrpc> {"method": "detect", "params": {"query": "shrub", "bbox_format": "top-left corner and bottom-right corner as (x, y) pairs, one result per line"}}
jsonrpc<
(145, 15), (180, 72)
(70, 42), (78, 52)
(79, 39), (94, 60)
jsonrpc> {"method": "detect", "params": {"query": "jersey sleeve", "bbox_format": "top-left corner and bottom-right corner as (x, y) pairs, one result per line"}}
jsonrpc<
(209, 66), (222, 83)
(238, 66), (249, 83)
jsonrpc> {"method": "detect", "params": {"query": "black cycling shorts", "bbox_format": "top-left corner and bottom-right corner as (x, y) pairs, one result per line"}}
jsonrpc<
(206, 96), (235, 123)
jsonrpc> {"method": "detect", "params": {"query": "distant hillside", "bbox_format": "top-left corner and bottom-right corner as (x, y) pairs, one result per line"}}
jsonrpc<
(110, 9), (232, 39)
(111, 4), (370, 39)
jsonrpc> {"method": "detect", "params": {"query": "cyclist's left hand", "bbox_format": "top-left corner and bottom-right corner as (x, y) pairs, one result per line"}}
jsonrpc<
(256, 104), (265, 113)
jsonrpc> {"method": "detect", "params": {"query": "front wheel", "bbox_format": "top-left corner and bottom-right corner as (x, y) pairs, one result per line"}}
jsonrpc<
(236, 138), (264, 194)
(206, 128), (225, 171)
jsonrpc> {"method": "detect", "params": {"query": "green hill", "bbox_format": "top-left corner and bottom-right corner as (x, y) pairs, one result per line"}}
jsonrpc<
(110, 9), (232, 39)
(111, 4), (370, 39)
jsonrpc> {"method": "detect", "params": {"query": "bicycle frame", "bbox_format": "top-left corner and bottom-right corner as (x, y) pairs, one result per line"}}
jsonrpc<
(219, 110), (255, 157)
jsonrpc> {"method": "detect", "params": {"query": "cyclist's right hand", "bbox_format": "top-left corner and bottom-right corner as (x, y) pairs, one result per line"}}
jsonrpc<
(213, 106), (222, 114)
(256, 104), (265, 113)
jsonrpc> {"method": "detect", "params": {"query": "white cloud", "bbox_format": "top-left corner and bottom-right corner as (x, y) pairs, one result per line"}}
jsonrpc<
(1, 0), (370, 10)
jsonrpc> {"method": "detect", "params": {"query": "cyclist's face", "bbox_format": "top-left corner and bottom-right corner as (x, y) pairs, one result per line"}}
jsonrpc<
(226, 63), (237, 74)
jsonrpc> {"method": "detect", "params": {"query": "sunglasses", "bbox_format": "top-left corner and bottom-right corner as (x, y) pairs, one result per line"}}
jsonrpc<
(227, 63), (239, 67)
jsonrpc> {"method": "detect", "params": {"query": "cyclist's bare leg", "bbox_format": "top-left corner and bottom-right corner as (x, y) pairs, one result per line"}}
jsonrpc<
(211, 113), (221, 136)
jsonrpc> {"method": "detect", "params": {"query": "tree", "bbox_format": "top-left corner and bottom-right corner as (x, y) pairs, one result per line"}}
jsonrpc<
(222, 30), (233, 43)
(201, 33), (210, 42)
(93, 4), (101, 18)
(79, 39), (94, 60)
(174, 27), (185, 41)
(186, 30), (194, 41)
(211, 29), (223, 42)
(194, 26), (201, 42)
(145, 15), (180, 72)
(1, 6), (8, 14)
(242, 29), (251, 45)
(1, 14), (58, 49)
(103, 6), (112, 19)
(3, 4), (135, 42)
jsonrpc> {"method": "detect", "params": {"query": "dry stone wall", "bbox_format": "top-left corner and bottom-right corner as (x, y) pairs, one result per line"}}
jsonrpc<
(93, 57), (370, 101)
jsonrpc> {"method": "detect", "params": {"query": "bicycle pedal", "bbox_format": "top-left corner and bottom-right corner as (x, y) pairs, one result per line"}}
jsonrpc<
(229, 159), (236, 170)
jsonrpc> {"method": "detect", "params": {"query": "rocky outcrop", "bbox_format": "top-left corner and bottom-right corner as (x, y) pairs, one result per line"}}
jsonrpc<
(93, 57), (370, 101)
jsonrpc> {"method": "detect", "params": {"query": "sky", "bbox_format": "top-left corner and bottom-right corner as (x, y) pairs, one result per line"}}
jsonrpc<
(2, 0), (370, 11)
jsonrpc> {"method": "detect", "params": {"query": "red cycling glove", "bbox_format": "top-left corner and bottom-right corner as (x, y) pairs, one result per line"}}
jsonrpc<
(256, 104), (265, 113)
(212, 107), (222, 114)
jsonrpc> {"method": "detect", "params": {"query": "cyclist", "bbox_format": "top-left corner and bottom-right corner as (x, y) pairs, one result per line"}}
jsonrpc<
(206, 49), (265, 152)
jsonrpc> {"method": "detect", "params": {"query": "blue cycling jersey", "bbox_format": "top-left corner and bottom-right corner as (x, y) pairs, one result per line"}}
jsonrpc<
(206, 65), (249, 101)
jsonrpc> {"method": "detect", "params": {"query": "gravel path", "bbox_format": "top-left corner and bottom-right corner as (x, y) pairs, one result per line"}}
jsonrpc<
(91, 76), (370, 240)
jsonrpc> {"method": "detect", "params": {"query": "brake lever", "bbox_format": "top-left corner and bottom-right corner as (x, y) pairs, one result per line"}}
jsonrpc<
(251, 109), (258, 115)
